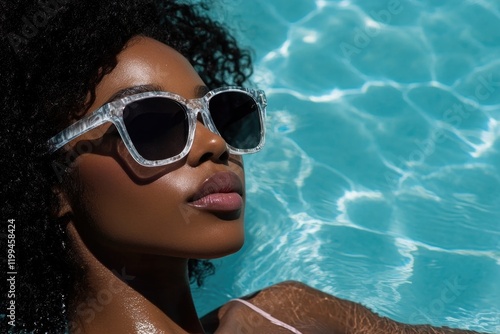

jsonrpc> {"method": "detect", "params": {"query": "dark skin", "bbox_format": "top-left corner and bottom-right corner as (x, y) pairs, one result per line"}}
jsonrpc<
(60, 36), (242, 333)
(203, 281), (483, 334)
(58, 36), (484, 334)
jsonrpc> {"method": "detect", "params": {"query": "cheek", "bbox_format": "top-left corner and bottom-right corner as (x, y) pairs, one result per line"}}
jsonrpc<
(74, 157), (186, 251)
(70, 156), (245, 257)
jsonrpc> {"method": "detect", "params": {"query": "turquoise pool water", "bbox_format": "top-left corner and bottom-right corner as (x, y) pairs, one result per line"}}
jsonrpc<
(193, 1), (500, 332)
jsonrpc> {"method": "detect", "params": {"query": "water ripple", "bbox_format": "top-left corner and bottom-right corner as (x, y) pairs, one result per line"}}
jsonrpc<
(199, 1), (500, 332)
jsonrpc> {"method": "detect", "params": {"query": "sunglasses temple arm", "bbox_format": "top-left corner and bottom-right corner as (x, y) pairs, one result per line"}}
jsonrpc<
(48, 107), (110, 153)
(257, 90), (267, 110)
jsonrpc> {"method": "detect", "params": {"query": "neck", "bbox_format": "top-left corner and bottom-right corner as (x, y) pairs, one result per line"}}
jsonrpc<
(66, 223), (205, 334)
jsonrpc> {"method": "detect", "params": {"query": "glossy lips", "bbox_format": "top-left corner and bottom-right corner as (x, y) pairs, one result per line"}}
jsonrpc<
(188, 171), (243, 213)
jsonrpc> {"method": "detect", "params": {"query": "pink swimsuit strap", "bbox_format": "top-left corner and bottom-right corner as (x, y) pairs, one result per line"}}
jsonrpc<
(230, 298), (303, 334)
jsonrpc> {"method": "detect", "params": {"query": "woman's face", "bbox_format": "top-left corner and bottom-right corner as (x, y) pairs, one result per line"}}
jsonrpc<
(64, 37), (245, 261)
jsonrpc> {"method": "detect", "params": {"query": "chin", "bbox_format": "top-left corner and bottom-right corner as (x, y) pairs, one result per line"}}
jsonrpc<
(206, 242), (244, 259)
(192, 234), (245, 259)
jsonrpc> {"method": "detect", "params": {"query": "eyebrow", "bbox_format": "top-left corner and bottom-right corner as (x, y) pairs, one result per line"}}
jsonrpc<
(106, 84), (210, 104)
(195, 85), (210, 98)
(105, 84), (163, 104)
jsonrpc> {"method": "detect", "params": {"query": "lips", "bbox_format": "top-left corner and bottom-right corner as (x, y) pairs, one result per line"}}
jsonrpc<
(188, 171), (244, 212)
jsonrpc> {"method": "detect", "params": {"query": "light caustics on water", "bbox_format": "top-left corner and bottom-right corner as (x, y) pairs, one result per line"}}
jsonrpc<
(194, 1), (500, 332)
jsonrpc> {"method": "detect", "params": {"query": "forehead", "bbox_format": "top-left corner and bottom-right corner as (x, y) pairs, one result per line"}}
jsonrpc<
(88, 36), (205, 112)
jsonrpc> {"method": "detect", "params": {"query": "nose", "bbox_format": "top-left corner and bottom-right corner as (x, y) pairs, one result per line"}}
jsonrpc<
(187, 120), (229, 166)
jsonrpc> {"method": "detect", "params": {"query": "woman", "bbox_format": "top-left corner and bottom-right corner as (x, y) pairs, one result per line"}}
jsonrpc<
(0, 0), (485, 333)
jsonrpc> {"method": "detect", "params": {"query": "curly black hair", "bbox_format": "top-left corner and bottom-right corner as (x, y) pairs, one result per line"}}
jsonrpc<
(0, 0), (252, 332)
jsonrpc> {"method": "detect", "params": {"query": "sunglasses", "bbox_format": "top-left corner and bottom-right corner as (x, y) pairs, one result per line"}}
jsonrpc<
(48, 87), (267, 166)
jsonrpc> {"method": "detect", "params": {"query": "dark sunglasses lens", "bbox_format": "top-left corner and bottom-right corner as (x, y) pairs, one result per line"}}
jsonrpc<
(209, 91), (262, 150)
(123, 97), (188, 160)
